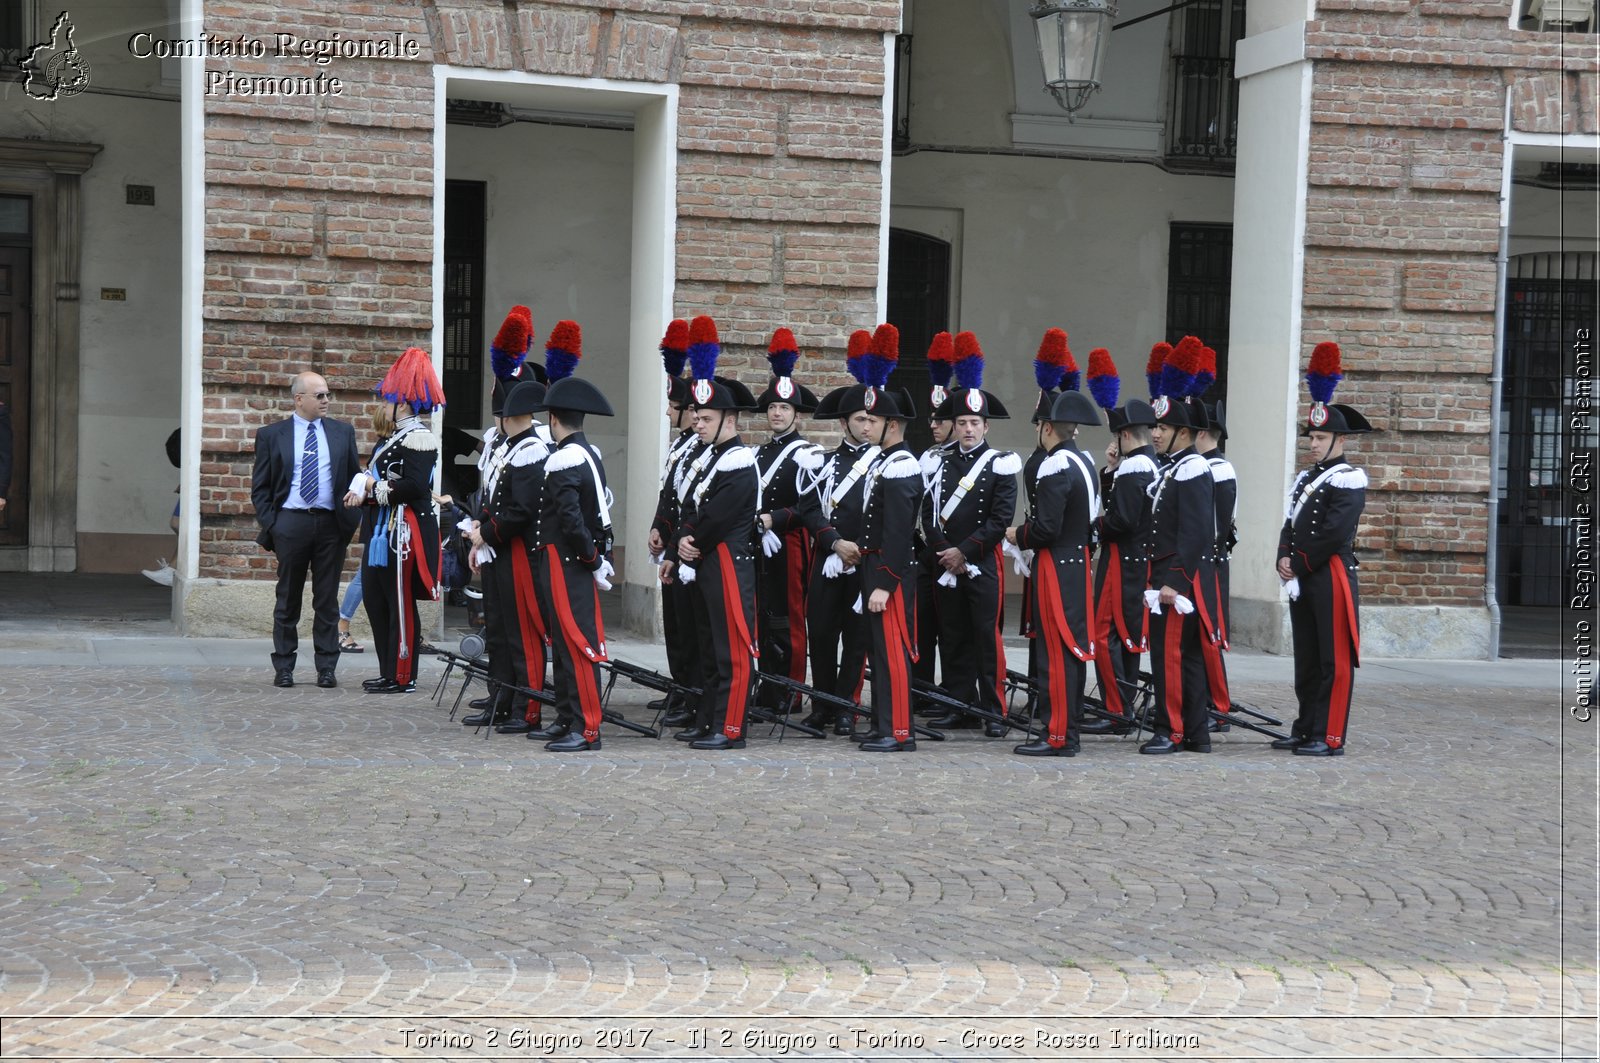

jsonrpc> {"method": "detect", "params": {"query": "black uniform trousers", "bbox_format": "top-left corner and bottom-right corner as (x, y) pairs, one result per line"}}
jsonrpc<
(1148, 607), (1208, 744)
(269, 508), (346, 676)
(484, 541), (547, 722)
(692, 544), (757, 740)
(807, 562), (867, 723)
(535, 547), (607, 743)
(663, 576), (698, 701)
(932, 545), (1007, 720)
(865, 581), (916, 743)
(912, 556), (941, 687)
(362, 546), (422, 687)
(755, 530), (809, 709)
(1289, 558), (1359, 748)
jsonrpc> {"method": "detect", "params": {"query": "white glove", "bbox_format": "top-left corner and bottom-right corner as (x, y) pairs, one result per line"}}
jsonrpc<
(822, 553), (847, 579)
(1002, 539), (1033, 578)
(936, 570), (959, 588)
(1143, 589), (1195, 615)
(473, 544), (496, 565)
(678, 563), (697, 584)
(593, 558), (614, 590)
(761, 528), (784, 557)
(851, 593), (863, 614)
(455, 516), (476, 535)
(1283, 577), (1301, 601)
(965, 563), (981, 579)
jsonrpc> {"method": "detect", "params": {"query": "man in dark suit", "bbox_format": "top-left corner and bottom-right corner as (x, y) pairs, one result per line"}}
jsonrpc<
(251, 371), (361, 688)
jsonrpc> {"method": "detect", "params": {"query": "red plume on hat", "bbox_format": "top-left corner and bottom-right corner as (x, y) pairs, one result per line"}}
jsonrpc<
(927, 331), (955, 390)
(378, 346), (446, 412)
(768, 327), (800, 379)
(688, 315), (720, 382)
(660, 318), (689, 380)
(953, 330), (985, 390)
(1162, 335), (1205, 400)
(1087, 347), (1119, 410)
(846, 328), (873, 383)
(1034, 327), (1069, 393)
(1196, 344), (1218, 395)
(1146, 342), (1173, 399)
(862, 322), (899, 388)
(1307, 341), (1343, 404)
(545, 320), (582, 382)
(491, 306), (533, 382)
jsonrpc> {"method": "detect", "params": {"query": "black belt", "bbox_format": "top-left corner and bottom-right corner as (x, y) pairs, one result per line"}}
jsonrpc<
(285, 506), (334, 515)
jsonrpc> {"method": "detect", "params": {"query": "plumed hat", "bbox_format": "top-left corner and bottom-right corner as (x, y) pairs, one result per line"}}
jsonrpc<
(1031, 327), (1071, 424)
(839, 323), (913, 419)
(1302, 341), (1372, 435)
(661, 318), (692, 407)
(685, 316), (754, 411)
(535, 320), (613, 417)
(1087, 348), (1120, 412)
(1161, 336), (1207, 403)
(378, 347), (446, 413)
(940, 330), (1010, 420)
(1152, 394), (1207, 432)
(491, 307), (545, 417)
(539, 377), (614, 417)
(1146, 342), (1172, 400)
(755, 327), (820, 413)
(1109, 398), (1159, 433)
(502, 379), (546, 419)
(1047, 389), (1101, 427)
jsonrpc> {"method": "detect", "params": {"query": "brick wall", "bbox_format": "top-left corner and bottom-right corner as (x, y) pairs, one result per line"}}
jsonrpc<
(1302, 2), (1598, 607)
(199, 0), (897, 578)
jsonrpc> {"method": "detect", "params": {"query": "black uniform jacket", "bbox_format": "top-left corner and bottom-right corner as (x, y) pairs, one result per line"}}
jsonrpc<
(364, 421), (441, 595)
(539, 432), (612, 570)
(798, 438), (879, 556)
(1016, 442), (1098, 650)
(676, 437), (758, 561)
(922, 441), (1020, 572)
(859, 443), (923, 595)
(480, 426), (548, 551)
(1143, 445), (1215, 599)
(1277, 458), (1366, 579)
(650, 428), (701, 550)
(758, 429), (820, 534)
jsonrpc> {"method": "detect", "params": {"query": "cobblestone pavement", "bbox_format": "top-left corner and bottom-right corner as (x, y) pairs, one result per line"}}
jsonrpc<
(0, 632), (1592, 1061)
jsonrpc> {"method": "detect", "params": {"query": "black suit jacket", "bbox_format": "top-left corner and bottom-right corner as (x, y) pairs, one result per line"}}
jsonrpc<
(251, 416), (362, 550)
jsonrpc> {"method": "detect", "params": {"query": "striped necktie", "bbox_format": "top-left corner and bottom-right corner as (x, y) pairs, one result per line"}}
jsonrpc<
(299, 422), (319, 505)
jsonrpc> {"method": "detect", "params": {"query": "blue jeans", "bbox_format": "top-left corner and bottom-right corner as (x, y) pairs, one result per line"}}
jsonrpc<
(339, 567), (364, 622)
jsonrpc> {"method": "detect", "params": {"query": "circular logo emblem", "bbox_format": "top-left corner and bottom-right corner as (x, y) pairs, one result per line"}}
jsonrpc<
(1152, 396), (1170, 418)
(1310, 402), (1329, 427)
(776, 378), (795, 400)
(692, 379), (713, 405)
(863, 388), (878, 411)
(965, 391), (984, 414)
(931, 385), (947, 406)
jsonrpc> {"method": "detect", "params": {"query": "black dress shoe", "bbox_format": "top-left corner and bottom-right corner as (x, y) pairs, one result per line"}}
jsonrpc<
(1079, 717), (1129, 735)
(1183, 739), (1212, 753)
(689, 733), (746, 750)
(362, 677), (391, 691)
(1292, 739), (1343, 757)
(1139, 735), (1183, 755)
(674, 725), (713, 742)
(800, 712), (831, 732)
(274, 670), (295, 688)
(983, 721), (1007, 738)
(1271, 735), (1307, 750)
(496, 721), (537, 734)
(858, 736), (915, 752)
(1014, 740), (1073, 757)
(366, 680), (416, 694)
(661, 709), (694, 728)
(529, 723), (572, 741)
(546, 732), (599, 752)
(316, 671), (337, 689)
(833, 717), (858, 736)
(647, 696), (670, 712)
(468, 695), (495, 711)
(923, 712), (964, 728)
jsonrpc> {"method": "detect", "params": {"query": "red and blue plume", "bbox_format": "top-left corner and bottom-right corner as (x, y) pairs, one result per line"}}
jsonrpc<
(544, 320), (582, 382)
(378, 346), (447, 412)
(1088, 348), (1120, 410)
(1033, 327), (1068, 393)
(1161, 335), (1205, 400)
(1062, 344), (1081, 393)
(927, 331), (955, 388)
(767, 327), (799, 379)
(846, 329), (873, 384)
(862, 322), (899, 388)
(660, 318), (689, 379)
(688, 315), (720, 382)
(953, 331), (985, 391)
(1307, 341), (1343, 404)
(1146, 342), (1172, 399)
(491, 305), (532, 382)
(1195, 344), (1217, 396)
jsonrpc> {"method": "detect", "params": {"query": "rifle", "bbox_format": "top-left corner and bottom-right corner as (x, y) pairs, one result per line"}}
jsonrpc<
(601, 658), (701, 722)
(911, 675), (1044, 739)
(800, 669), (949, 741)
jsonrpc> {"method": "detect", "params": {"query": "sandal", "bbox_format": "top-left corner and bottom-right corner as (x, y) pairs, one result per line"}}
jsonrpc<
(339, 631), (365, 653)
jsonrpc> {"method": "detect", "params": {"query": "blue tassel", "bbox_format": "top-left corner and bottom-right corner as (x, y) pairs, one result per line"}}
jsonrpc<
(367, 508), (390, 567)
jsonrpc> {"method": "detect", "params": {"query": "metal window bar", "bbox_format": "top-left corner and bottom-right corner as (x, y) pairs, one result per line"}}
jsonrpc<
(1499, 252), (1598, 606)
(1165, 223), (1233, 401)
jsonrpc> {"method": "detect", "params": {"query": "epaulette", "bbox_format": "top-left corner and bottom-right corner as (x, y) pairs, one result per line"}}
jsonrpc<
(879, 452), (921, 479)
(714, 445), (756, 473)
(1037, 451), (1073, 479)
(1328, 467), (1368, 490)
(1174, 454), (1210, 481)
(1208, 460), (1236, 483)
(1114, 453), (1158, 479)
(991, 451), (1023, 477)
(401, 428), (439, 452)
(794, 445), (826, 471)
(544, 446), (589, 474)
(509, 441), (549, 468)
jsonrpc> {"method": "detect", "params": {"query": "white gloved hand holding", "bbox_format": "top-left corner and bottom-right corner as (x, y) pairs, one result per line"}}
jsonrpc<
(678, 563), (697, 584)
(593, 558), (615, 590)
(761, 528), (784, 557)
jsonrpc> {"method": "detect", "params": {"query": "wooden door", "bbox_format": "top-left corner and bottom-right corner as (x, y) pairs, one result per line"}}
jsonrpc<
(0, 243), (29, 545)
